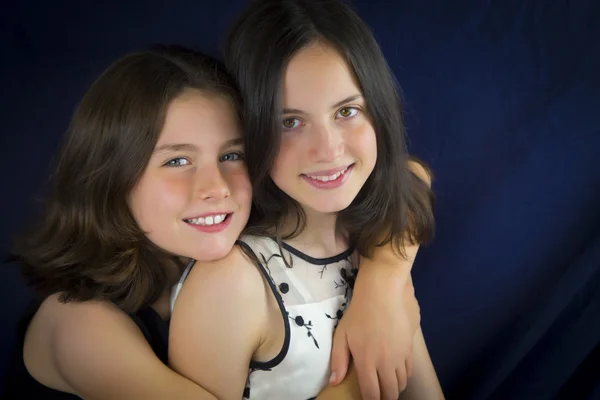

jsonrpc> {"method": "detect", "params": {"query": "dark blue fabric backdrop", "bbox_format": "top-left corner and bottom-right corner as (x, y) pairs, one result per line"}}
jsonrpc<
(1, 1), (599, 398)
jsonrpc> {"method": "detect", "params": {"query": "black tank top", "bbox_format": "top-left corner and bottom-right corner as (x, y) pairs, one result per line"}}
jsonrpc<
(2, 300), (169, 399)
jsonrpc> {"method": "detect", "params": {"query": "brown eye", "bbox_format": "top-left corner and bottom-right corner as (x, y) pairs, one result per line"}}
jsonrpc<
(337, 107), (358, 119)
(282, 118), (300, 129)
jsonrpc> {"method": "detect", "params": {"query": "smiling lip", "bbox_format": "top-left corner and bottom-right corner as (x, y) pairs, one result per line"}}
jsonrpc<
(184, 211), (232, 219)
(184, 212), (232, 233)
(301, 164), (354, 190)
(303, 165), (351, 177)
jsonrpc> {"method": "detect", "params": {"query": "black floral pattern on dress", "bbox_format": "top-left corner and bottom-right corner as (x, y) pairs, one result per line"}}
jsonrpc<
(244, 241), (356, 397)
(335, 266), (356, 301)
(341, 263), (358, 289)
(259, 252), (282, 279)
(325, 308), (345, 328)
(330, 265), (357, 328)
(318, 264), (328, 278)
(289, 314), (319, 348)
(278, 282), (289, 294)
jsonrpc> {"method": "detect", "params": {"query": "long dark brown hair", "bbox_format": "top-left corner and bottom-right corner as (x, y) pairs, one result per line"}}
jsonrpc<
(224, 0), (434, 257)
(11, 45), (241, 312)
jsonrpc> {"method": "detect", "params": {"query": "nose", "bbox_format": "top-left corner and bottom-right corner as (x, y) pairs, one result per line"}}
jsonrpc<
(196, 166), (230, 201)
(312, 124), (344, 163)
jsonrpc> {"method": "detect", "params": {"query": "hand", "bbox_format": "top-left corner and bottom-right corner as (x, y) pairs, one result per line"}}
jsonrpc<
(329, 264), (421, 400)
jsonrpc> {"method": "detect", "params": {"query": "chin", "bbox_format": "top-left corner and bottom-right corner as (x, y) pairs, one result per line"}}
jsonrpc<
(189, 241), (236, 262)
(307, 198), (355, 214)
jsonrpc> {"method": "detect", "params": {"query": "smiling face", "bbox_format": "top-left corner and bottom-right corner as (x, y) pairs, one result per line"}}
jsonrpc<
(270, 41), (378, 215)
(129, 89), (252, 262)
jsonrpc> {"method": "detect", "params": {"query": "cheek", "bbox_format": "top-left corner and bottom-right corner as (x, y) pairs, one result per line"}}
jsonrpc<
(130, 174), (191, 227)
(228, 166), (253, 204)
(349, 123), (377, 163)
(155, 176), (191, 208)
(271, 136), (299, 182)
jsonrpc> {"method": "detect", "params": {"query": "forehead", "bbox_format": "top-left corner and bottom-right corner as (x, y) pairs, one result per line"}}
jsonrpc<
(282, 42), (361, 109)
(158, 90), (241, 145)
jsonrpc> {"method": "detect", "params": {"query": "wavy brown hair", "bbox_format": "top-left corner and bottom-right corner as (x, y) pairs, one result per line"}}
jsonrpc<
(224, 0), (434, 257)
(11, 45), (241, 312)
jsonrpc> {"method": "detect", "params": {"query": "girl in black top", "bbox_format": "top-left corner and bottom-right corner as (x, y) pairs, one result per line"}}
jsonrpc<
(4, 300), (168, 399)
(2, 45), (246, 400)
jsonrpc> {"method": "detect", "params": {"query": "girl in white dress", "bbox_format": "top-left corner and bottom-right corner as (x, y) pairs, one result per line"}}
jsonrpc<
(169, 1), (445, 399)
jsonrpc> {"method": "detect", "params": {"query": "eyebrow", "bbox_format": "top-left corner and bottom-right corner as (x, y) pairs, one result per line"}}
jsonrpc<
(282, 94), (363, 115)
(222, 138), (244, 149)
(153, 143), (198, 154)
(153, 138), (243, 154)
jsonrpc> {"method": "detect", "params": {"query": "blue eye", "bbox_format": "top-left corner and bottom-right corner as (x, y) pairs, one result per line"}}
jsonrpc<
(220, 152), (245, 162)
(282, 117), (302, 130)
(336, 107), (359, 119)
(164, 157), (190, 167)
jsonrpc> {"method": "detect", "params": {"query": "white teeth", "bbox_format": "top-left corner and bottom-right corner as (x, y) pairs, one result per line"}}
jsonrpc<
(307, 167), (348, 182)
(186, 214), (228, 226)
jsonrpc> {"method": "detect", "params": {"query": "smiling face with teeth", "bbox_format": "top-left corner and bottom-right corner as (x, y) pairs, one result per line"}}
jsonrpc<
(129, 90), (252, 262)
(270, 41), (377, 215)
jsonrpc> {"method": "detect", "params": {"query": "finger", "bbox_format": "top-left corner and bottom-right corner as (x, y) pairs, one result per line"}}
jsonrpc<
(396, 366), (408, 395)
(406, 352), (414, 378)
(379, 366), (401, 400)
(329, 329), (350, 385)
(354, 358), (380, 400)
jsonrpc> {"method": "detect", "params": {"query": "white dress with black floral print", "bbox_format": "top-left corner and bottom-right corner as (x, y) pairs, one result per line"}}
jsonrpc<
(237, 235), (356, 400)
(170, 235), (357, 400)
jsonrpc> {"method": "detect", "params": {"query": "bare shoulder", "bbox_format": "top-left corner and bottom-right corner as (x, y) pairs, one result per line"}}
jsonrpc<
(177, 244), (266, 306)
(169, 245), (269, 399)
(43, 295), (147, 369)
(407, 158), (432, 187)
(28, 294), (138, 356)
(37, 292), (132, 325)
(170, 243), (269, 343)
(24, 294), (150, 396)
(26, 295), (215, 399)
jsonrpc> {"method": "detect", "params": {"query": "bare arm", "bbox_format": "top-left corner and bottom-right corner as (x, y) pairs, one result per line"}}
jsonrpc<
(323, 336), (445, 400)
(329, 258), (421, 400)
(356, 158), (431, 302)
(49, 301), (216, 400)
(400, 328), (445, 400)
(169, 247), (268, 400)
(362, 159), (443, 399)
(361, 158), (432, 274)
(316, 363), (362, 400)
(329, 159), (432, 400)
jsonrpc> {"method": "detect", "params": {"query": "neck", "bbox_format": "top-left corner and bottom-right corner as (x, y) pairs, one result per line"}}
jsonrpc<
(281, 207), (348, 258)
(152, 257), (191, 321)
(151, 288), (173, 321)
